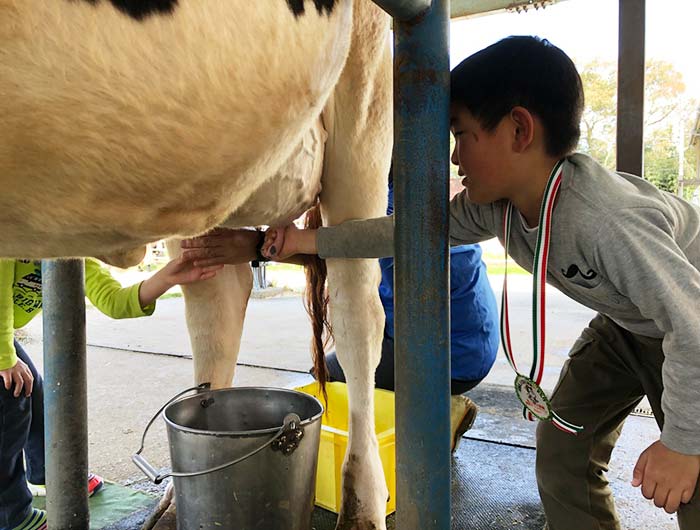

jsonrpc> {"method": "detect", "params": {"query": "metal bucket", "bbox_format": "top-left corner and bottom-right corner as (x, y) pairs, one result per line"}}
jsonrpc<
(133, 384), (324, 530)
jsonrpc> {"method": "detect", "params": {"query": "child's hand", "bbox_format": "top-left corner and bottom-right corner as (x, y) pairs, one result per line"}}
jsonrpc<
(0, 359), (34, 397)
(138, 256), (223, 309)
(262, 224), (305, 260)
(181, 228), (260, 266)
(631, 440), (700, 513)
(161, 255), (223, 285)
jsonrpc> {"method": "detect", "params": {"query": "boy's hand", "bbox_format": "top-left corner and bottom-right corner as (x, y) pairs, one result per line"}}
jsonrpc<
(632, 440), (700, 513)
(262, 224), (318, 260)
(181, 228), (260, 266)
(0, 359), (34, 397)
(262, 226), (292, 260)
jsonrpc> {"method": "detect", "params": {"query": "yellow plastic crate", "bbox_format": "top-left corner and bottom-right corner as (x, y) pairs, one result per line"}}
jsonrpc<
(296, 381), (396, 515)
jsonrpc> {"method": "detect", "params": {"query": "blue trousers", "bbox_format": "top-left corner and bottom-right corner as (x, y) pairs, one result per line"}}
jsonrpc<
(0, 340), (45, 530)
(325, 333), (482, 395)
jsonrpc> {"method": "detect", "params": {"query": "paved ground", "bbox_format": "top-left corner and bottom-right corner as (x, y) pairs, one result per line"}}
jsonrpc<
(19, 266), (675, 529)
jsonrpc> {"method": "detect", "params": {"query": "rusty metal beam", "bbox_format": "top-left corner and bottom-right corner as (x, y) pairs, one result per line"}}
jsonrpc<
(616, 0), (645, 176)
(450, 0), (569, 20)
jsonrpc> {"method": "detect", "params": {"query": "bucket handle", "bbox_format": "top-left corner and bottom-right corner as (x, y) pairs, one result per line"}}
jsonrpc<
(132, 384), (304, 484)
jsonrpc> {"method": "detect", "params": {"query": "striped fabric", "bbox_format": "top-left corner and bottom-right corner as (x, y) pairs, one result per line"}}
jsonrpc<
(13, 508), (47, 530)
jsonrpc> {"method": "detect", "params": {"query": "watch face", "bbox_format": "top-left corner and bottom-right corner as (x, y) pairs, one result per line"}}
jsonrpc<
(514, 374), (552, 421)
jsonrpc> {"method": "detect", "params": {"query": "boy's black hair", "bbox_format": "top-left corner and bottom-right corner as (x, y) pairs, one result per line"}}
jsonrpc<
(451, 36), (584, 158)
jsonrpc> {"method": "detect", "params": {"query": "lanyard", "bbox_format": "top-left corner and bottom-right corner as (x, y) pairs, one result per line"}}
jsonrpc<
(500, 160), (583, 434)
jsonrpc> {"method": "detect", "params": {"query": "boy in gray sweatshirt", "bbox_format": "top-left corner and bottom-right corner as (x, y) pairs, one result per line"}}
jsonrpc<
(257, 36), (700, 530)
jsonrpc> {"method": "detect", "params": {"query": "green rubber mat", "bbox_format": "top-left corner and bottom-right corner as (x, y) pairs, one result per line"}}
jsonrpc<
(33, 482), (158, 530)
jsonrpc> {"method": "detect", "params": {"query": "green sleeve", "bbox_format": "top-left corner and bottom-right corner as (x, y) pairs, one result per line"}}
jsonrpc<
(0, 260), (18, 370)
(84, 259), (155, 319)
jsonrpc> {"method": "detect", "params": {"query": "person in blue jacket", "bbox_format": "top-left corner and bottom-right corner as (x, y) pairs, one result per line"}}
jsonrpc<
(181, 173), (500, 453)
(324, 174), (500, 452)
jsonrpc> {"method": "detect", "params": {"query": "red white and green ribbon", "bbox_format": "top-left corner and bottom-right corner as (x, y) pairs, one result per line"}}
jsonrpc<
(500, 160), (583, 435)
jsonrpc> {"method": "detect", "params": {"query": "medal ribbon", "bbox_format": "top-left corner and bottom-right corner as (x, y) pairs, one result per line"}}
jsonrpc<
(500, 160), (583, 434)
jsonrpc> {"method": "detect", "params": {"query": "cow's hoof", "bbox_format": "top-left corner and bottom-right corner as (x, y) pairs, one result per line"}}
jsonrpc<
(150, 502), (177, 530)
(335, 514), (385, 530)
(141, 484), (175, 530)
(335, 452), (388, 530)
(335, 502), (387, 530)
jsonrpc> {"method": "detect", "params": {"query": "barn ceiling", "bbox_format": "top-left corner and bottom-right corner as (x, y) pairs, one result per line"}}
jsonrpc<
(451, 0), (570, 19)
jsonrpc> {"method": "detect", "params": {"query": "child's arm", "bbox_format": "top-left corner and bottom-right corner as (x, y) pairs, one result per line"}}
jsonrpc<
(137, 256), (222, 307)
(262, 216), (395, 260)
(0, 260), (33, 397)
(590, 208), (700, 512)
(182, 228), (315, 266)
(261, 224), (318, 260)
(180, 228), (261, 266)
(84, 257), (222, 319)
(632, 440), (700, 514)
(182, 198), (490, 263)
(268, 189), (495, 260)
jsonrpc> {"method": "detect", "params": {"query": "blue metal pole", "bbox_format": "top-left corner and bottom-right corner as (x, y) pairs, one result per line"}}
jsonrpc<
(373, 0), (431, 21)
(393, 0), (451, 528)
(42, 259), (89, 529)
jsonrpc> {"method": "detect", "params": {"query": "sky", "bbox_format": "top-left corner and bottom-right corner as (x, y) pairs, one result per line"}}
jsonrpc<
(449, 0), (700, 97)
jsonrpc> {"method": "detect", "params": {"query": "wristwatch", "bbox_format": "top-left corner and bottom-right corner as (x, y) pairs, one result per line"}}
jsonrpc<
(251, 229), (269, 267)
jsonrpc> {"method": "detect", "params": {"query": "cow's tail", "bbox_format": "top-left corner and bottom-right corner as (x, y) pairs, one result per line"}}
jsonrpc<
(304, 202), (333, 402)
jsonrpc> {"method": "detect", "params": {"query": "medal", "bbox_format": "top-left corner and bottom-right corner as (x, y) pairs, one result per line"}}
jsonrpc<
(501, 160), (583, 434)
(514, 374), (552, 420)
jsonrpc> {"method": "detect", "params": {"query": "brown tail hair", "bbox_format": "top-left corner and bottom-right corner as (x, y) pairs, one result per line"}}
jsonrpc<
(304, 202), (333, 401)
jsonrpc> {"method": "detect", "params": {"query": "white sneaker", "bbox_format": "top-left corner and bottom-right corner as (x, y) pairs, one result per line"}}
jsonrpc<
(450, 395), (478, 452)
(27, 482), (46, 497)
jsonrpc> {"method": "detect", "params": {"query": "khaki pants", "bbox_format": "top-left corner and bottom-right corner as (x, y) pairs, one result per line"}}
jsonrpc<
(536, 314), (700, 530)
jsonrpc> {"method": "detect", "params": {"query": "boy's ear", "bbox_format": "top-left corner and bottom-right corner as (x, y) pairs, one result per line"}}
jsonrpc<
(509, 106), (535, 153)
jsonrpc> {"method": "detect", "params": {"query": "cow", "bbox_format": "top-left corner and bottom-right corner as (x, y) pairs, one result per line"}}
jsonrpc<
(0, 1), (392, 529)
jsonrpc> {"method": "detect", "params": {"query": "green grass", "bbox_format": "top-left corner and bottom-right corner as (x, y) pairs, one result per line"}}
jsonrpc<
(160, 292), (183, 300)
(266, 263), (304, 272)
(482, 260), (528, 276)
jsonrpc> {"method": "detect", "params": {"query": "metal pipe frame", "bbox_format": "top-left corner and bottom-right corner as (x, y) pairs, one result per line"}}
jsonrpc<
(373, 0), (432, 21)
(616, 0), (645, 176)
(393, 0), (452, 528)
(42, 259), (89, 529)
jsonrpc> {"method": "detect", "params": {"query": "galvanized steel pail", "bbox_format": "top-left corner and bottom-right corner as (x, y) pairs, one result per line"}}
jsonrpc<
(133, 385), (323, 530)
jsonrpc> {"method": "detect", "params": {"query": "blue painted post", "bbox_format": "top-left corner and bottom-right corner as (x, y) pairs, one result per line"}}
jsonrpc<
(393, 0), (451, 528)
(42, 259), (89, 529)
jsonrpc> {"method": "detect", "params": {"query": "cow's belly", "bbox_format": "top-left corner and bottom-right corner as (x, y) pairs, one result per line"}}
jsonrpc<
(0, 0), (352, 258)
(222, 118), (327, 229)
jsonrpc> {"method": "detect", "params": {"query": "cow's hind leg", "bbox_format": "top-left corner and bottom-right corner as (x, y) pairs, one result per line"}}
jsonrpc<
(326, 260), (388, 530)
(142, 240), (253, 530)
(320, 2), (393, 528)
(165, 239), (253, 389)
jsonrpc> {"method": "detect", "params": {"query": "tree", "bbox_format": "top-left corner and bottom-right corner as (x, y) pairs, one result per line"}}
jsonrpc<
(577, 58), (696, 191)
(645, 60), (686, 127)
(578, 59), (617, 169)
(644, 125), (678, 193)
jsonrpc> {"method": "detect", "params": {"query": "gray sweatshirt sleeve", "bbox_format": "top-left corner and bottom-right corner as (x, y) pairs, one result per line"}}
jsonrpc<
(449, 190), (501, 244)
(316, 215), (395, 258)
(595, 207), (700, 455)
(316, 191), (499, 259)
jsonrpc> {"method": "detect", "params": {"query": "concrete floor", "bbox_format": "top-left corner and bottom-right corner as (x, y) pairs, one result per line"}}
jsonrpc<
(19, 275), (675, 529)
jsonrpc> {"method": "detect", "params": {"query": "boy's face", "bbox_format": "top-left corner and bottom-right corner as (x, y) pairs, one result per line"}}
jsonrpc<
(450, 105), (512, 204)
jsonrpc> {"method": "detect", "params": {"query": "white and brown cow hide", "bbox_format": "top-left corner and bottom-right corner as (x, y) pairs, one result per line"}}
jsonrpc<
(0, 1), (392, 529)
